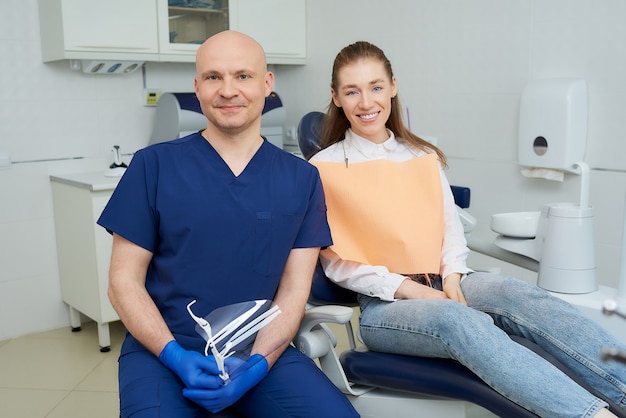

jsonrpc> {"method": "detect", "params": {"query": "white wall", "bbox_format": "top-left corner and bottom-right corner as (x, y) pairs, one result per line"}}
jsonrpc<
(0, 0), (198, 340)
(278, 0), (626, 284)
(1, 0), (626, 340)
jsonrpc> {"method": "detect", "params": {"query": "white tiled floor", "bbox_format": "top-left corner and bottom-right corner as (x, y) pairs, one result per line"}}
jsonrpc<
(0, 319), (496, 418)
(0, 320), (125, 418)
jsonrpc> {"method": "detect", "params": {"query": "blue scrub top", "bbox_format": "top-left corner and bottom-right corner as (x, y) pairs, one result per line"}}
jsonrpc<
(97, 133), (332, 353)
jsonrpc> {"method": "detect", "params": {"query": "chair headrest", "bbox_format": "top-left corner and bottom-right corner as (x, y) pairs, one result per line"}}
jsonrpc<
(297, 111), (326, 160)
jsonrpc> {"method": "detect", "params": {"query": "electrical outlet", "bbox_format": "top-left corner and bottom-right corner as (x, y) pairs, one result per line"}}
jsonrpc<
(144, 89), (162, 106)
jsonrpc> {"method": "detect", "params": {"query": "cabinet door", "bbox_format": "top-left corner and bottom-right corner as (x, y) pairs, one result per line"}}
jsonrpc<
(157, 0), (305, 64)
(232, 0), (306, 64)
(92, 193), (119, 323)
(157, 0), (230, 61)
(61, 0), (158, 55)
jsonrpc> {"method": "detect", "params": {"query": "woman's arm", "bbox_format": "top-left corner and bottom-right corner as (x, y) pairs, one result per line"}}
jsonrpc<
(320, 247), (446, 301)
(439, 169), (472, 280)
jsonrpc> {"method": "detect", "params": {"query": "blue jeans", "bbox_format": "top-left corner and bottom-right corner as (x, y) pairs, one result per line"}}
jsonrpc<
(358, 272), (626, 418)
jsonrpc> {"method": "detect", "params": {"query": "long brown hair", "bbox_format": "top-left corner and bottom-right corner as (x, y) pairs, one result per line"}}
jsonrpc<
(320, 41), (447, 167)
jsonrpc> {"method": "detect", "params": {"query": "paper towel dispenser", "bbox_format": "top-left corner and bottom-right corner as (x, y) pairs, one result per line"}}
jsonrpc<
(148, 92), (285, 148)
(518, 78), (588, 171)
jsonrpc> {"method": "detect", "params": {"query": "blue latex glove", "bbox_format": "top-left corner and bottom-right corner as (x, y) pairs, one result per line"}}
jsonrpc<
(159, 340), (225, 389)
(182, 354), (269, 413)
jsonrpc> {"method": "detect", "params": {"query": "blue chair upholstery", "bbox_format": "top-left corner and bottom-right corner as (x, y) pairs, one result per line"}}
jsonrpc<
(451, 185), (471, 209)
(297, 111), (325, 160)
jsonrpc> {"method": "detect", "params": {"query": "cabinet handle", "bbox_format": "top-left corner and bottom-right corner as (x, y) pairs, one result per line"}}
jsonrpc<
(73, 45), (153, 50)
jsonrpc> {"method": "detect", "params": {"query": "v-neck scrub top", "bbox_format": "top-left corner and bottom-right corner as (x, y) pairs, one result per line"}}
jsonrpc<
(98, 133), (332, 354)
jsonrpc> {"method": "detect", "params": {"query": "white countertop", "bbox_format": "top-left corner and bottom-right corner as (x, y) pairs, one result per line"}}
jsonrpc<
(50, 170), (123, 191)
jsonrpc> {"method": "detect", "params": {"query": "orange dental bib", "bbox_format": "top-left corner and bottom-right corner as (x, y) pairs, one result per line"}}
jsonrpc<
(313, 154), (444, 274)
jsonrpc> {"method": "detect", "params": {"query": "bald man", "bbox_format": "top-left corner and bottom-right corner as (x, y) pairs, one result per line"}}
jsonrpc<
(98, 31), (359, 418)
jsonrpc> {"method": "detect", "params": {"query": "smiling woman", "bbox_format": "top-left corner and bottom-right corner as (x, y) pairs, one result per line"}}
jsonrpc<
(321, 41), (447, 167)
(308, 40), (626, 418)
(332, 66), (396, 143)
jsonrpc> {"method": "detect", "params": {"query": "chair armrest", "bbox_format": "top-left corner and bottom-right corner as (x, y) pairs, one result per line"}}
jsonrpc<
(300, 305), (354, 330)
(294, 304), (373, 396)
(295, 305), (354, 359)
(457, 205), (477, 234)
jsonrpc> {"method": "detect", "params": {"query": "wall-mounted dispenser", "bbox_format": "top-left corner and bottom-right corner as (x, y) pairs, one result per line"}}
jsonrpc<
(71, 60), (144, 74)
(518, 78), (588, 172)
(490, 78), (597, 294)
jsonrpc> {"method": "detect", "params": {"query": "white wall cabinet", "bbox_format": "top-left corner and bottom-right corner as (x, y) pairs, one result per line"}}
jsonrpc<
(232, 0), (306, 65)
(39, 0), (306, 65)
(156, 0), (230, 60)
(38, 0), (160, 62)
(159, 0), (306, 64)
(50, 173), (120, 352)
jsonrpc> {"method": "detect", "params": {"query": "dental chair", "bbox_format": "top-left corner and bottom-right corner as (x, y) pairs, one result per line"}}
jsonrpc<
(293, 111), (615, 418)
(296, 265), (541, 418)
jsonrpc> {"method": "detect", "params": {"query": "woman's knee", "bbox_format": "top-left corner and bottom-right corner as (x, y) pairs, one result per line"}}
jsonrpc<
(462, 272), (540, 307)
(359, 299), (493, 355)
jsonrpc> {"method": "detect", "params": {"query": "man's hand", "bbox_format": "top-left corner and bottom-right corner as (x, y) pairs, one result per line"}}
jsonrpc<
(182, 354), (268, 413)
(159, 340), (225, 389)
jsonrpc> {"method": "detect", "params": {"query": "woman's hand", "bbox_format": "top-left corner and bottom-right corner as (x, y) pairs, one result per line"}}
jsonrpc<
(394, 279), (448, 300)
(442, 274), (467, 305)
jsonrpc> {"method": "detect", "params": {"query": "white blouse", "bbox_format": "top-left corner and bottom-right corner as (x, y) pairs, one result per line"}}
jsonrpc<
(310, 129), (471, 301)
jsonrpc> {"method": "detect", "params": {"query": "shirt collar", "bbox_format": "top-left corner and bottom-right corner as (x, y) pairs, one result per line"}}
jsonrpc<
(346, 129), (398, 157)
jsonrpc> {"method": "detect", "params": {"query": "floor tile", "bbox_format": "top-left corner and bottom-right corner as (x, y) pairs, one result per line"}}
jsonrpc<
(32, 319), (126, 351)
(46, 390), (119, 418)
(0, 337), (104, 390)
(0, 321), (125, 391)
(0, 388), (69, 418)
(75, 351), (119, 392)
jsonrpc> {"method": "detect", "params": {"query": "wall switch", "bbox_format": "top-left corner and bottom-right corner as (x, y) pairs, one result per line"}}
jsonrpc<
(0, 153), (11, 169)
(143, 89), (162, 106)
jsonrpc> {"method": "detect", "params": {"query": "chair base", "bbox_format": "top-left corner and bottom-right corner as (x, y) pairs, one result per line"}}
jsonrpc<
(348, 389), (467, 418)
